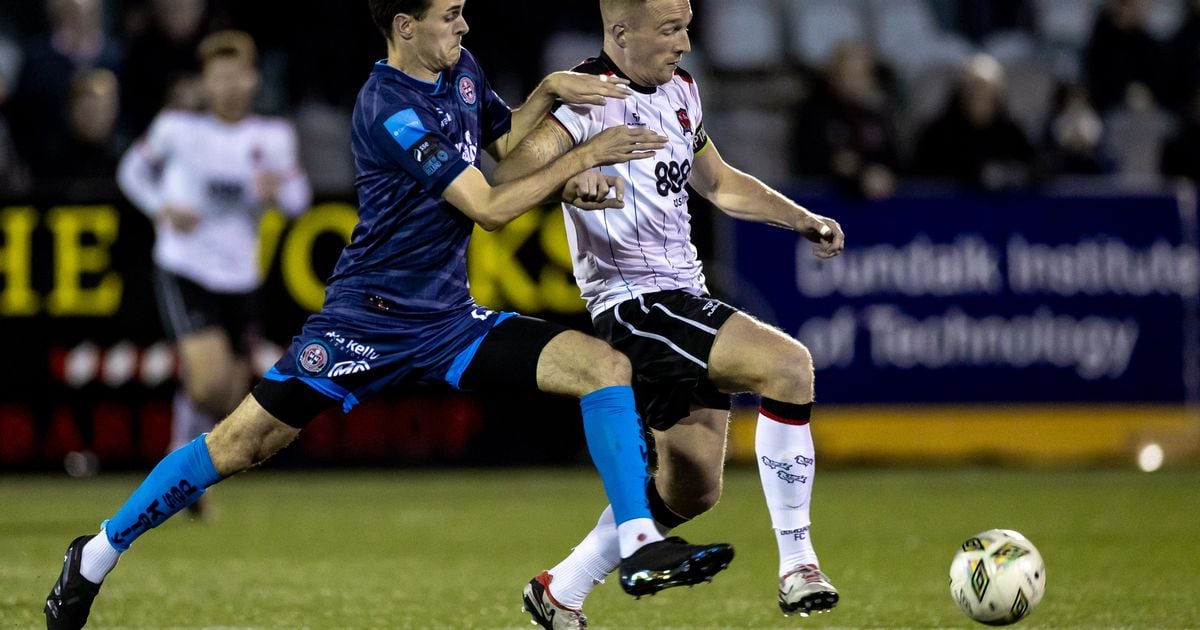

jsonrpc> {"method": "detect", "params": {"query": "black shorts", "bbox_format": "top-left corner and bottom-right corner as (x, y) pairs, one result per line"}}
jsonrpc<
(153, 268), (260, 355)
(593, 291), (738, 430)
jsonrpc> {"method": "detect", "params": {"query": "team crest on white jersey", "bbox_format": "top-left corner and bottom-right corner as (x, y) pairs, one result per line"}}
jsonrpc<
(676, 108), (693, 134)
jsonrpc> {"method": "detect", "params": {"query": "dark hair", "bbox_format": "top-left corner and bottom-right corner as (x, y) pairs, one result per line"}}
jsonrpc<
(369, 0), (434, 40)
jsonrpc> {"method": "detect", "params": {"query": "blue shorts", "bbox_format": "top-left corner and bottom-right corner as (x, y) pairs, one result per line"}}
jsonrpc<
(264, 291), (515, 415)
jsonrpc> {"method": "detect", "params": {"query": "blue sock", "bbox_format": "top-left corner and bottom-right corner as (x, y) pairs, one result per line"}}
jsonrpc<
(579, 386), (652, 525)
(104, 434), (221, 551)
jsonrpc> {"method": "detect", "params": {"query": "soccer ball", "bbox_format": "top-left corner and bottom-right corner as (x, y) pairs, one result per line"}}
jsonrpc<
(949, 529), (1046, 625)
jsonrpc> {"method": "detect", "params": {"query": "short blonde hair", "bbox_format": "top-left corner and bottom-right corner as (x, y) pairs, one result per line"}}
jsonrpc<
(599, 0), (647, 26)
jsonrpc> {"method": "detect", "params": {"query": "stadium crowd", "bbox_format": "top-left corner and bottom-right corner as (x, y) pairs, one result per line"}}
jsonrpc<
(1, 0), (1199, 200)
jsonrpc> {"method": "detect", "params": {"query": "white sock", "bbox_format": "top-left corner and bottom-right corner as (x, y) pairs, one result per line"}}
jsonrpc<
(547, 505), (622, 610)
(755, 407), (820, 575)
(79, 526), (122, 584)
(616, 517), (663, 558)
(170, 391), (215, 452)
(548, 506), (676, 609)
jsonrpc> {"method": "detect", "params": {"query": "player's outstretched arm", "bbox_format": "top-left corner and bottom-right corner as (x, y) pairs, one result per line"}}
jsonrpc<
(445, 125), (665, 231)
(493, 118), (576, 185)
(690, 141), (845, 259)
(490, 72), (632, 160)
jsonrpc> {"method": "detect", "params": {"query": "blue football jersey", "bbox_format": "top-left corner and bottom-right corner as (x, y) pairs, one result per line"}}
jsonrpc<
(327, 48), (512, 313)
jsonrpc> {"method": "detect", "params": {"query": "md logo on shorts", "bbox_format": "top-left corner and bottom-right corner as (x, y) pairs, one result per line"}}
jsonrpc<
(297, 341), (331, 375)
(329, 360), (371, 377)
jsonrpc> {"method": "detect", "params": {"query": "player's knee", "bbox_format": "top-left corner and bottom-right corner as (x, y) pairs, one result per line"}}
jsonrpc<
(668, 479), (723, 519)
(680, 486), (722, 518)
(204, 429), (257, 476)
(760, 343), (814, 400)
(204, 403), (297, 476)
(580, 345), (633, 391)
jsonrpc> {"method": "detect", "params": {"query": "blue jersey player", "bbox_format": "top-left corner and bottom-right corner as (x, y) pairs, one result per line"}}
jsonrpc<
(44, 1), (734, 628)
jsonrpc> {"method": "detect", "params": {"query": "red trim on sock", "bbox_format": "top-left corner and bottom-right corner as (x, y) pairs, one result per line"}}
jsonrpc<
(760, 408), (810, 425)
(537, 571), (583, 612)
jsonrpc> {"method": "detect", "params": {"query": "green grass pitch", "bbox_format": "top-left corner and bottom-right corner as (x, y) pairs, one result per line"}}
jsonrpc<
(2, 468), (1198, 628)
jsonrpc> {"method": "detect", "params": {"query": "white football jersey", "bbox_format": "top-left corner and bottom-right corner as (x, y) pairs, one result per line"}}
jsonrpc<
(550, 54), (712, 318)
(118, 111), (311, 293)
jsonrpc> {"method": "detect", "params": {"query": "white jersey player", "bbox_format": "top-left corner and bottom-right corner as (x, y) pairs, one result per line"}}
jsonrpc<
(120, 110), (309, 294)
(117, 31), (310, 513)
(494, 1), (846, 627)
(548, 54), (709, 318)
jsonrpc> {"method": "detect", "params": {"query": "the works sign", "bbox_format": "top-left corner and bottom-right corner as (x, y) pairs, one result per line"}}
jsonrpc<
(0, 198), (587, 471)
(732, 192), (1200, 404)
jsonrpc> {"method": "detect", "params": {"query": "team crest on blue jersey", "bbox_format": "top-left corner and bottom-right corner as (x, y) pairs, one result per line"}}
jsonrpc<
(457, 74), (478, 106)
(298, 341), (330, 374)
(676, 108), (692, 134)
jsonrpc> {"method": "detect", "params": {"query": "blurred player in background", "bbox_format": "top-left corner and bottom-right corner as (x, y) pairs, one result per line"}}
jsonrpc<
(116, 30), (312, 518)
(45, 2), (733, 628)
(494, 0), (845, 626)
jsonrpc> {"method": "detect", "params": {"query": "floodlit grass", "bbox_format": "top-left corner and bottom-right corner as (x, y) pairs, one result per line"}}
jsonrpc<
(2, 468), (1197, 628)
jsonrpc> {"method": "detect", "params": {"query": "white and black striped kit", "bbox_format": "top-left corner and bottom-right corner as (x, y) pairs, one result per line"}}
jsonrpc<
(551, 58), (710, 319)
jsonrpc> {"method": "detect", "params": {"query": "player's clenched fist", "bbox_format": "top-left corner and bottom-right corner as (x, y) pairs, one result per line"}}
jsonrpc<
(802, 216), (845, 259)
(581, 126), (667, 166)
(564, 170), (626, 210)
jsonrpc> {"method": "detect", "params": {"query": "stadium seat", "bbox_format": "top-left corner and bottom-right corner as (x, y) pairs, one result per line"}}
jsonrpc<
(1103, 104), (1175, 186)
(701, 0), (784, 71)
(865, 0), (974, 76)
(982, 30), (1039, 66)
(904, 63), (961, 127)
(704, 107), (792, 186)
(541, 31), (602, 76)
(1144, 0), (1186, 41)
(1033, 0), (1102, 49)
(295, 101), (355, 197)
(783, 0), (868, 67)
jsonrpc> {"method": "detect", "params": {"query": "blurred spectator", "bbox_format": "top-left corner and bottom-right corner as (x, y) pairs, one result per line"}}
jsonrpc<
(121, 0), (215, 136)
(792, 41), (899, 200)
(39, 68), (124, 198)
(1104, 81), (1175, 184)
(1043, 83), (1115, 176)
(913, 54), (1035, 190)
(1166, 0), (1200, 113)
(8, 0), (122, 177)
(1084, 0), (1168, 114)
(0, 33), (31, 195)
(1162, 88), (1200, 182)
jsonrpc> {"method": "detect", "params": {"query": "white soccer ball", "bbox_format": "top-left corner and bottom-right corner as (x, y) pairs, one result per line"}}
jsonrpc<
(949, 529), (1046, 625)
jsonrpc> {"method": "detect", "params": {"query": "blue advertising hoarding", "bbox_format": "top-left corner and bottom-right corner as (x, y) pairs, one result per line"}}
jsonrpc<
(731, 192), (1200, 403)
